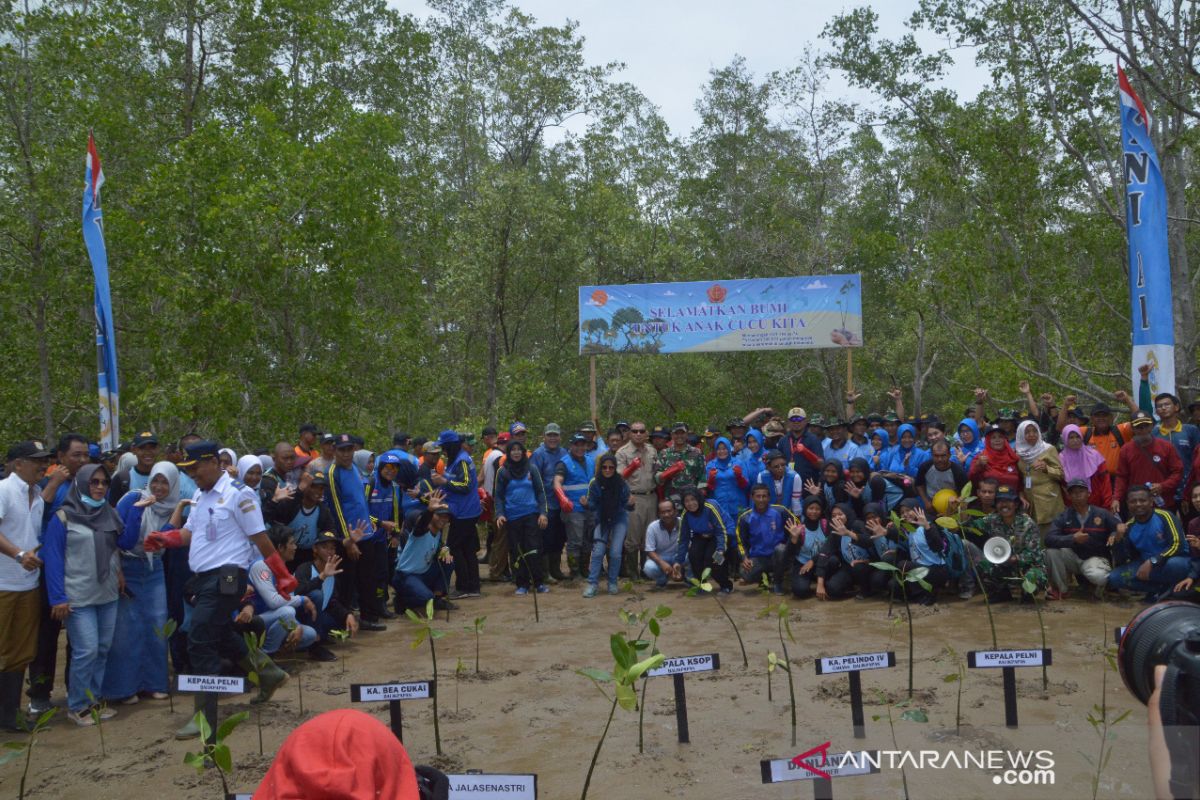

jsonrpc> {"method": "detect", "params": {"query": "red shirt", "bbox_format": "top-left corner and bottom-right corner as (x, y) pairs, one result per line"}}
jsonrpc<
(1115, 438), (1183, 508)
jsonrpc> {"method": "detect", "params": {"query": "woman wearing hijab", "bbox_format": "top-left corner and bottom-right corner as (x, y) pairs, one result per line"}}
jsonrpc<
(492, 441), (548, 596)
(952, 418), (984, 471)
(739, 430), (767, 485)
(237, 454), (264, 490)
(783, 496), (828, 597)
(581, 453), (631, 597)
(218, 447), (238, 476)
(41, 465), (138, 724)
(813, 503), (874, 599)
(884, 423), (930, 478)
(705, 437), (750, 526)
(1015, 419), (1065, 533)
(103, 462), (189, 704)
(968, 424), (1022, 492)
(353, 449), (376, 478)
(1059, 424), (1112, 510)
(675, 488), (734, 592)
(804, 460), (849, 511)
(867, 428), (893, 472)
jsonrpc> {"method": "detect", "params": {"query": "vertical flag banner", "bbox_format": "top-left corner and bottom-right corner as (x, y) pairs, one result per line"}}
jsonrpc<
(1118, 66), (1175, 396)
(83, 134), (120, 450)
(578, 276), (862, 355)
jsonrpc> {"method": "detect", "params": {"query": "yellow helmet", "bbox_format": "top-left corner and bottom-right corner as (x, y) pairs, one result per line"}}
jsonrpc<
(932, 488), (958, 516)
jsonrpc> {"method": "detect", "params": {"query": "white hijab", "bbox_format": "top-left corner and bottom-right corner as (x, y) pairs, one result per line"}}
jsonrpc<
(1014, 420), (1052, 465)
(139, 461), (180, 538)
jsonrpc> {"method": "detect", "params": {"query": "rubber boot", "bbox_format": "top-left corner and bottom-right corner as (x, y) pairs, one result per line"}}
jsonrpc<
(0, 671), (24, 732)
(240, 653), (288, 704)
(547, 552), (567, 582)
(174, 694), (205, 740)
(540, 555), (557, 585)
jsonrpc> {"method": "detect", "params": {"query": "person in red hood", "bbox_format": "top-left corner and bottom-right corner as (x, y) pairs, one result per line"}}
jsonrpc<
(255, 709), (426, 799)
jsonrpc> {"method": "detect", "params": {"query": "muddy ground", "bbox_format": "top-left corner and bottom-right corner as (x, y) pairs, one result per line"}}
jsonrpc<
(0, 571), (1157, 800)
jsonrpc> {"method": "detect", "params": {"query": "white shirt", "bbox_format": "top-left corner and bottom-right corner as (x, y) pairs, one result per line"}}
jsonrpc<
(482, 448), (504, 496)
(0, 472), (44, 591)
(644, 519), (680, 562)
(185, 472), (265, 573)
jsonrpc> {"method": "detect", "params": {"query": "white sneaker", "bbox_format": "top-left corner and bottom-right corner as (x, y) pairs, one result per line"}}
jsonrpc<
(96, 705), (117, 720)
(120, 694), (140, 705)
(67, 710), (95, 727)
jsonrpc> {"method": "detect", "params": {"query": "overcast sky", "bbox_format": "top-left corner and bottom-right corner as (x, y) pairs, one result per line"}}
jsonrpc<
(389, 0), (990, 136)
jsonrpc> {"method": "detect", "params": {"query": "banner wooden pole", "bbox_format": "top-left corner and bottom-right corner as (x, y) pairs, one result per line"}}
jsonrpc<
(590, 355), (598, 427)
(846, 349), (855, 396)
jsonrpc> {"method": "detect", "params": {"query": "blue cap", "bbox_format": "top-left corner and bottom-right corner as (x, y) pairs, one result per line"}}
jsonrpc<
(178, 440), (220, 467)
(377, 453), (403, 466)
(437, 430), (462, 447)
(509, 422), (527, 435)
(88, 443), (101, 459)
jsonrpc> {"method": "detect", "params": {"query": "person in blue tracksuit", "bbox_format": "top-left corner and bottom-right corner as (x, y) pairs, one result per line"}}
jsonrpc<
(529, 424), (568, 582)
(706, 437), (750, 532)
(866, 428), (894, 473)
(952, 417), (984, 471)
(675, 488), (734, 592)
(862, 502), (900, 595)
(391, 491), (456, 613)
(326, 434), (386, 628)
(783, 495), (828, 597)
(493, 441), (548, 595)
(555, 434), (596, 580)
(434, 430), (482, 597)
(755, 450), (804, 515)
(735, 485), (795, 593)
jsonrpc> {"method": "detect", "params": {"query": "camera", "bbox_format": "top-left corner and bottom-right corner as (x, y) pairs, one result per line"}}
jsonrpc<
(1118, 601), (1200, 798)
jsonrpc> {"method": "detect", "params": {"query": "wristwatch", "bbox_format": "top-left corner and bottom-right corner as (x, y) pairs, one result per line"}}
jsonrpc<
(14, 550), (25, 563)
(1149, 556), (1160, 566)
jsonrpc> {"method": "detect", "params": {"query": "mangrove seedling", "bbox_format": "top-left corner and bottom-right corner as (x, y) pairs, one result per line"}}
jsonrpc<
(464, 615), (486, 673)
(85, 689), (106, 757)
(329, 628), (351, 675)
(932, 483), (998, 648)
(577, 631), (665, 800)
(513, 544), (541, 622)
(1083, 622), (1131, 800)
(870, 562), (930, 699)
(406, 598), (446, 755)
(0, 707), (56, 800)
(767, 600), (799, 747)
(454, 657), (466, 714)
(242, 631), (270, 755)
(184, 709), (248, 798)
(871, 692), (927, 800)
(941, 645), (967, 736)
(153, 618), (178, 712)
(1010, 571), (1050, 691)
(686, 567), (747, 667)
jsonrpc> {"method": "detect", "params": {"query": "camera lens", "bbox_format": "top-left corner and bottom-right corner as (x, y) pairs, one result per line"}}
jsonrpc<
(1118, 601), (1200, 704)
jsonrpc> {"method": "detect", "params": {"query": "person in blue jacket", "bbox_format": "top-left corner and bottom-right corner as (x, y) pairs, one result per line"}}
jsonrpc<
(739, 430), (767, 485)
(735, 484), (795, 593)
(433, 430), (482, 598)
(885, 423), (931, 478)
(814, 503), (874, 599)
(867, 428), (894, 473)
(326, 434), (386, 630)
(391, 490), (456, 613)
(952, 418), (984, 471)
(493, 440), (548, 596)
(705, 437), (750, 533)
(675, 488), (734, 592)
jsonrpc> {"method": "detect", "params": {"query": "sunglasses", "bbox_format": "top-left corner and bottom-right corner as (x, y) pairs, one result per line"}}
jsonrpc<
(789, 417), (805, 422)
(601, 464), (616, 470)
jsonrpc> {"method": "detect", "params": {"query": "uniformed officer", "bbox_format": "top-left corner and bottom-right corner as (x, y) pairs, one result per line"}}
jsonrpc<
(143, 440), (294, 739)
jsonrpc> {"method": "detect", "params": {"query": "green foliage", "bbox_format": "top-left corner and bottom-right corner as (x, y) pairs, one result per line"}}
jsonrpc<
(184, 710), (248, 797)
(406, 598), (446, 755)
(3, 707), (56, 800)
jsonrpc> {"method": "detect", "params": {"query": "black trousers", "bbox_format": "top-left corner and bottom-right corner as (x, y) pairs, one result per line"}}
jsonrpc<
(507, 515), (544, 589)
(448, 516), (481, 593)
(687, 536), (731, 591)
(351, 538), (389, 621)
(186, 569), (249, 676)
(825, 562), (876, 598)
(894, 561), (949, 603)
(164, 546), (192, 672)
(26, 575), (64, 703)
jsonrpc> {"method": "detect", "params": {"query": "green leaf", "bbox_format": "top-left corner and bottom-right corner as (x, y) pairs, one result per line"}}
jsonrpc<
(900, 708), (928, 723)
(654, 605), (672, 619)
(943, 673), (960, 683)
(578, 667), (612, 684)
(615, 681), (638, 711)
(906, 566), (929, 582)
(430, 629), (447, 639)
(917, 579), (932, 591)
(0, 749), (24, 767)
(648, 618), (660, 637)
(1112, 709), (1132, 725)
(627, 653), (665, 682)
(959, 481), (973, 499)
(195, 711), (212, 744)
(700, 567), (712, 582)
(963, 509), (987, 517)
(871, 561), (899, 572)
(211, 743), (232, 773)
(36, 708), (57, 727)
(935, 516), (959, 529)
(183, 752), (207, 772)
(217, 711), (249, 741)
(424, 598), (435, 620)
(700, 581), (713, 592)
(3, 741), (25, 750)
(1022, 578), (1037, 595)
(404, 609), (421, 624)
(411, 629), (428, 649)
(610, 634), (633, 669)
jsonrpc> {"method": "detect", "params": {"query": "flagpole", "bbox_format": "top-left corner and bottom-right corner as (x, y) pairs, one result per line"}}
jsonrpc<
(589, 355), (598, 428)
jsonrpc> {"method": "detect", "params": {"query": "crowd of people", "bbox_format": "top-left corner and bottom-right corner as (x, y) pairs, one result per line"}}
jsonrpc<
(0, 372), (1198, 740)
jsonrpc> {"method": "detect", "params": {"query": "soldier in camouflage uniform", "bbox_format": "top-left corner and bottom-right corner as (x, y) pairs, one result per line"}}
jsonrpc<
(977, 485), (1046, 602)
(654, 422), (706, 505)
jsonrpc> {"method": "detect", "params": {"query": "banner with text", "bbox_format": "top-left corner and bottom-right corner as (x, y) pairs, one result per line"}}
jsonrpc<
(578, 276), (862, 355)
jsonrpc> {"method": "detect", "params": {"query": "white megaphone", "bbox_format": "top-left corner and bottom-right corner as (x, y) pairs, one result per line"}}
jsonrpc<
(983, 536), (1012, 565)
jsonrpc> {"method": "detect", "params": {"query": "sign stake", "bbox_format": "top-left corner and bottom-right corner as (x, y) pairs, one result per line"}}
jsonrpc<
(966, 649), (1051, 729)
(672, 673), (689, 744)
(848, 671), (865, 739)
